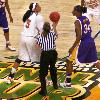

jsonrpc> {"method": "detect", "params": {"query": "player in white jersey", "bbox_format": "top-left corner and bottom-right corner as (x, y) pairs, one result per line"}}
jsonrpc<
(81, 0), (100, 24)
(6, 2), (44, 83)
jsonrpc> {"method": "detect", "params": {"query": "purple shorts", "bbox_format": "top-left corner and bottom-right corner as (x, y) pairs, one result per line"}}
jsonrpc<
(0, 10), (9, 33)
(77, 37), (98, 63)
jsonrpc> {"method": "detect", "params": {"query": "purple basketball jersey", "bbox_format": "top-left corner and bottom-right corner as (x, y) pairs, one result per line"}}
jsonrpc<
(77, 16), (92, 40)
(77, 16), (98, 63)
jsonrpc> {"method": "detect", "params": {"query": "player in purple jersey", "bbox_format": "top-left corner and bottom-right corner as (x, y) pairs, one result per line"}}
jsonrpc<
(0, 0), (15, 51)
(73, 5), (100, 66)
(60, 5), (100, 88)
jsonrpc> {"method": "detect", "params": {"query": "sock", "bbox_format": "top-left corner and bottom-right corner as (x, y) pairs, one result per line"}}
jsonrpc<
(6, 41), (10, 44)
(66, 73), (71, 83)
(11, 67), (16, 74)
(9, 73), (15, 78)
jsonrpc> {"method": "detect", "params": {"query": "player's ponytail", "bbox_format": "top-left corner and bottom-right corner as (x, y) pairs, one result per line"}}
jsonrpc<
(74, 5), (87, 14)
(23, 3), (34, 22)
(82, 6), (87, 13)
(23, 10), (32, 22)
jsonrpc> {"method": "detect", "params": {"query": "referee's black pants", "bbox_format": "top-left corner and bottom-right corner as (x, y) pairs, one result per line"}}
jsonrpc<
(39, 50), (58, 92)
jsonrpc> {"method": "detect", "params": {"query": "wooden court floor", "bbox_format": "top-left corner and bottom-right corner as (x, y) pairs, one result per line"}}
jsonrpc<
(0, 0), (100, 100)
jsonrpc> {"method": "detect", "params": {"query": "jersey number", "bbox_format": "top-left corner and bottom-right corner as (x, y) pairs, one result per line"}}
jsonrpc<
(84, 24), (91, 34)
(26, 19), (31, 28)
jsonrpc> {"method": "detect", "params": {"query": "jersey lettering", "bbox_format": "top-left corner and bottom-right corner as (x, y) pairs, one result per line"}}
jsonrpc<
(84, 24), (91, 34)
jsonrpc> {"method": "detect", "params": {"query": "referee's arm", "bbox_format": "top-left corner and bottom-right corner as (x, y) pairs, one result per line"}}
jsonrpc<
(52, 22), (58, 38)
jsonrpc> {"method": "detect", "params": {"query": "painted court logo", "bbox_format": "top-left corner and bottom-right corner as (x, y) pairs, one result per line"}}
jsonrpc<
(0, 60), (99, 100)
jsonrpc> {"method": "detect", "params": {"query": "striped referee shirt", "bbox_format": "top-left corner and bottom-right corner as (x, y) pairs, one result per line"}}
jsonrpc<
(36, 31), (58, 51)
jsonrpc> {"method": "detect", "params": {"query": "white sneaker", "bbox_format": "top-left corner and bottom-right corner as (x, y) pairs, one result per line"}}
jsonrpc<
(6, 44), (16, 51)
(59, 82), (72, 88)
(5, 77), (14, 84)
(6, 45), (16, 51)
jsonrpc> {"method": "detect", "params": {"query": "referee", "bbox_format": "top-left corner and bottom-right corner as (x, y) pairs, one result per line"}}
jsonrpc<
(36, 22), (58, 96)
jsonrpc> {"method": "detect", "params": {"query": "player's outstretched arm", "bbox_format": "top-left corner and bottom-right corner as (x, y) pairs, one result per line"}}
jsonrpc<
(5, 0), (13, 23)
(81, 0), (85, 6)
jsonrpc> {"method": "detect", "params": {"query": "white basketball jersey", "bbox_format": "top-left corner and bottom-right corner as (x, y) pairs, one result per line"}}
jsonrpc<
(22, 13), (44, 37)
(22, 13), (37, 37)
(36, 13), (44, 34)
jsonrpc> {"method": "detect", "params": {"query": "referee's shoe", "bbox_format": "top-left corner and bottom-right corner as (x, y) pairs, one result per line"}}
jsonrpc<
(53, 83), (58, 89)
(39, 90), (47, 96)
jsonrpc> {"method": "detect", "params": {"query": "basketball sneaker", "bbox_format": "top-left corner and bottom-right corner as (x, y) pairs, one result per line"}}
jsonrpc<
(59, 82), (72, 88)
(6, 77), (14, 84)
(6, 43), (16, 51)
(53, 83), (58, 89)
(6, 73), (15, 84)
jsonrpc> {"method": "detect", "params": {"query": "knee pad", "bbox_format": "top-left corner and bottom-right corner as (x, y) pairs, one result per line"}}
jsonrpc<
(15, 58), (22, 64)
(4, 28), (9, 33)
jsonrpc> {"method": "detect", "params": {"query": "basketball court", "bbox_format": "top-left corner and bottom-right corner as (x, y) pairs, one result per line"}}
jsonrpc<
(0, 0), (100, 100)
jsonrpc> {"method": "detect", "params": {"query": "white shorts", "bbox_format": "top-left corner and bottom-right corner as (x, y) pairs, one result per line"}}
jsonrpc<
(83, 6), (100, 24)
(18, 35), (41, 62)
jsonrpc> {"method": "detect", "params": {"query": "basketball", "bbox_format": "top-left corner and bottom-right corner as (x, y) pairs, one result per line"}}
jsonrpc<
(49, 12), (60, 22)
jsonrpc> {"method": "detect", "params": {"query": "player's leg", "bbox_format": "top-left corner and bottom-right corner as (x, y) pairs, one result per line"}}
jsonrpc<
(2, 15), (16, 51)
(66, 46), (79, 86)
(94, 62), (100, 70)
(66, 59), (73, 87)
(59, 59), (73, 88)
(7, 58), (22, 83)
(59, 44), (80, 88)
(6, 36), (30, 83)
(26, 37), (41, 63)
(59, 46), (78, 88)
(18, 36), (31, 61)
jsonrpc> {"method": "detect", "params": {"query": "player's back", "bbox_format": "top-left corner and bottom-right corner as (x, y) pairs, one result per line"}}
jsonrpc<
(77, 16), (92, 40)
(22, 13), (37, 37)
